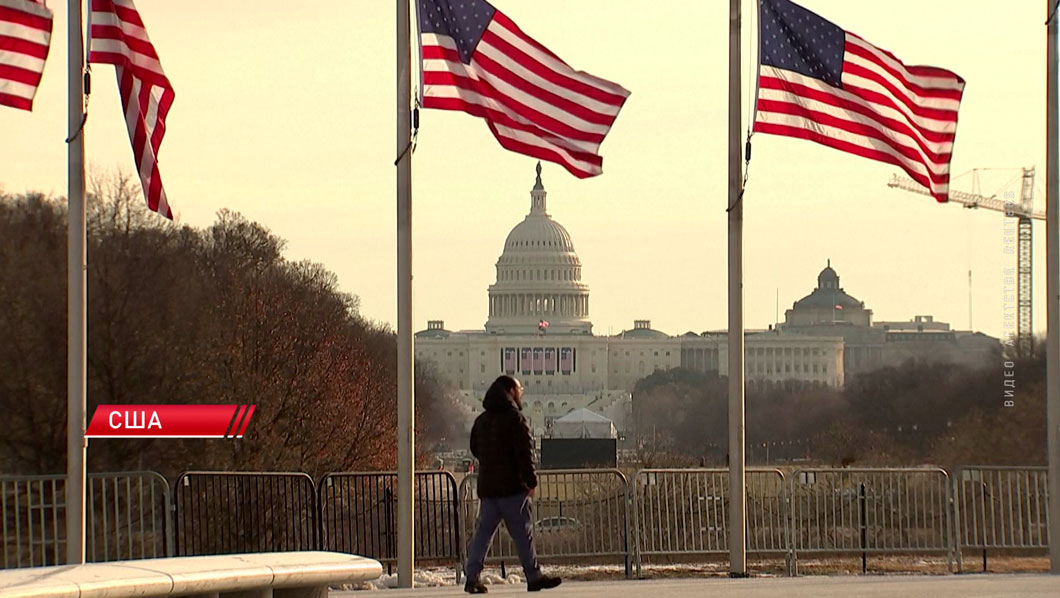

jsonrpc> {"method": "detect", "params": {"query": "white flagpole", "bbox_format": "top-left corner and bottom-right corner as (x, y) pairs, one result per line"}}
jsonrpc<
(396, 0), (416, 587)
(1045, 0), (1059, 575)
(66, 0), (87, 565)
(727, 0), (747, 577)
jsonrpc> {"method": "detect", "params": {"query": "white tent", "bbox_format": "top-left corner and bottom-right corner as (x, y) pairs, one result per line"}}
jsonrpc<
(552, 408), (617, 439)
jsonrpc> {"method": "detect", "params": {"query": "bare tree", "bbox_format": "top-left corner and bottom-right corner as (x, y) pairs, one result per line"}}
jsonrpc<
(0, 181), (458, 477)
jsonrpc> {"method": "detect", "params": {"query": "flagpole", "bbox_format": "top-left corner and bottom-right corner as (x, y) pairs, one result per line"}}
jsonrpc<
(1045, 0), (1059, 575)
(727, 0), (747, 577)
(396, 0), (415, 588)
(66, 0), (87, 565)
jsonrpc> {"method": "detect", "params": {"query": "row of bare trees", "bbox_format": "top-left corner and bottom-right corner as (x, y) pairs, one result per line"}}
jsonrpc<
(631, 347), (1048, 468)
(0, 179), (468, 478)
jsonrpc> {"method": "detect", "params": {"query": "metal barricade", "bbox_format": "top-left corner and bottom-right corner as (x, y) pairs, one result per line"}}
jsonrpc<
(173, 472), (316, 556)
(630, 468), (787, 576)
(1, 471), (170, 568)
(459, 469), (630, 573)
(319, 471), (460, 571)
(788, 468), (952, 571)
(952, 466), (1049, 572)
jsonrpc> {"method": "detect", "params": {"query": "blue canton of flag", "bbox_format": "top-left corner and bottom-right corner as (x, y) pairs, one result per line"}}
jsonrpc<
(418, 0), (494, 65)
(759, 0), (845, 88)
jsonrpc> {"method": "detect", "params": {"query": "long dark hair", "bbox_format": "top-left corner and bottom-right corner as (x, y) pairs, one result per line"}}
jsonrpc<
(484, 375), (522, 410)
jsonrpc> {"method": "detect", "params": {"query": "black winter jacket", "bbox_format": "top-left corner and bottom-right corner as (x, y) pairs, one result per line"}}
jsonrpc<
(470, 390), (537, 498)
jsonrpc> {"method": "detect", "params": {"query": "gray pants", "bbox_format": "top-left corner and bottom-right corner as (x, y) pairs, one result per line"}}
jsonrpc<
(464, 492), (541, 582)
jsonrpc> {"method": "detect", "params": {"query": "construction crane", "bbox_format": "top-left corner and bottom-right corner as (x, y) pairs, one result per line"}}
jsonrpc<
(887, 168), (1045, 358)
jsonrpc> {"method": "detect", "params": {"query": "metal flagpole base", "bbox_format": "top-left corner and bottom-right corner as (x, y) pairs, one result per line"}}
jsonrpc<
(728, 571), (750, 579)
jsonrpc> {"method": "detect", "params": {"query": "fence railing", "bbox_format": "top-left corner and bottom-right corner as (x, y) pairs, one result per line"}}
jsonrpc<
(630, 468), (786, 576)
(1, 465), (1048, 575)
(173, 471), (317, 557)
(460, 469), (630, 573)
(1, 471), (170, 568)
(320, 471), (460, 572)
(788, 468), (952, 571)
(952, 466), (1050, 572)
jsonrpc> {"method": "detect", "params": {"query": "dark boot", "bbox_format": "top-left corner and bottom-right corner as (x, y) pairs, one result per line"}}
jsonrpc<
(464, 578), (488, 594)
(527, 575), (562, 592)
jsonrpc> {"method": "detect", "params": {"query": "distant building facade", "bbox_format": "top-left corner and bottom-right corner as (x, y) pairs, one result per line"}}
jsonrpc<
(774, 262), (999, 377)
(415, 166), (1000, 437)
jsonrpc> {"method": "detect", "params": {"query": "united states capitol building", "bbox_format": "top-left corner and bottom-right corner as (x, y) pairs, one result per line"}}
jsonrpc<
(415, 165), (999, 437)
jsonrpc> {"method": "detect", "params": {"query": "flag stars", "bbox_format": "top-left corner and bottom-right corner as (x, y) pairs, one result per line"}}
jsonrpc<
(759, 0), (844, 86)
(420, 0), (493, 62)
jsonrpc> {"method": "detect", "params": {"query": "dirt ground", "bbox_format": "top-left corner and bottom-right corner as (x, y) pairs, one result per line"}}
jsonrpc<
(349, 553), (1052, 591)
(528, 553), (1053, 582)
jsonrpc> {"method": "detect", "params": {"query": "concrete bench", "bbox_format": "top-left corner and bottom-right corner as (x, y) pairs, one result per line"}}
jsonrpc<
(0, 551), (382, 598)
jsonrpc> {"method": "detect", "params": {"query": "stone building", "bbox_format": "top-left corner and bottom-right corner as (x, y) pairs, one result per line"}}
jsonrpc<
(415, 166), (999, 437)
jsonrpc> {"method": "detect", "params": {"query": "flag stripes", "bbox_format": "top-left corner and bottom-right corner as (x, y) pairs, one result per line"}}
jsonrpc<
(0, 0), (52, 111)
(754, 0), (964, 202)
(89, 0), (175, 218)
(419, 0), (629, 178)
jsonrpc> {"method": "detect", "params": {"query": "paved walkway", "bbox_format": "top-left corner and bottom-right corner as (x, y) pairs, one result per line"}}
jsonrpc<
(333, 574), (1060, 597)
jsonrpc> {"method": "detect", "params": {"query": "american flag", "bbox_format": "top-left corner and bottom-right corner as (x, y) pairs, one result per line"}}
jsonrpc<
(417, 0), (630, 178)
(89, 0), (175, 218)
(0, 0), (52, 111)
(753, 0), (964, 202)
(543, 347), (556, 374)
(520, 347), (532, 375)
(503, 347), (517, 375)
(559, 347), (572, 375)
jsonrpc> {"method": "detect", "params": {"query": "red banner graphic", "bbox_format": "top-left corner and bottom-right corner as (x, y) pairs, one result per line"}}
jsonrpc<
(86, 405), (256, 438)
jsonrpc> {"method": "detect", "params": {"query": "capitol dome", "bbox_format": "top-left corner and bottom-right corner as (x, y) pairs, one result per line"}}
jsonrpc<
(502, 215), (576, 254)
(485, 164), (592, 335)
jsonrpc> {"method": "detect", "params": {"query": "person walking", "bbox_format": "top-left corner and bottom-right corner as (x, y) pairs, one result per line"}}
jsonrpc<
(464, 375), (561, 593)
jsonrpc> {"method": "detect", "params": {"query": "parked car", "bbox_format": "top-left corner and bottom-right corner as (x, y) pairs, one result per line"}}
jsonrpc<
(534, 516), (582, 531)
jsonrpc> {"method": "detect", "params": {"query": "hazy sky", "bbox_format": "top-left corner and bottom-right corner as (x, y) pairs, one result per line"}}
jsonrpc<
(1, 1), (1052, 341)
